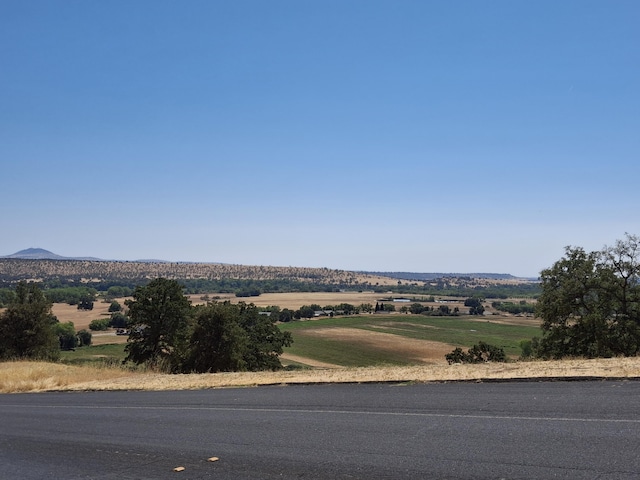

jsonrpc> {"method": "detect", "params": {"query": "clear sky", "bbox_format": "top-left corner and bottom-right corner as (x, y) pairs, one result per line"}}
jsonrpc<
(1, 1), (638, 277)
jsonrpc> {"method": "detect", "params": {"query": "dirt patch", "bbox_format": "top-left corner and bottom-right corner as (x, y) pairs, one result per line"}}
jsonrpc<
(475, 315), (541, 327)
(52, 302), (112, 331)
(373, 322), (438, 330)
(91, 333), (128, 346)
(280, 353), (341, 369)
(303, 327), (455, 364)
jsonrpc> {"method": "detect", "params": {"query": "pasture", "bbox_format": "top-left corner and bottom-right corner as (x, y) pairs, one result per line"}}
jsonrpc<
(57, 312), (541, 369)
(279, 314), (541, 367)
(49, 291), (541, 368)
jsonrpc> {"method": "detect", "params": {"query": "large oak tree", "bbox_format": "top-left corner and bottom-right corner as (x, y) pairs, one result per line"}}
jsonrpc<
(536, 234), (640, 358)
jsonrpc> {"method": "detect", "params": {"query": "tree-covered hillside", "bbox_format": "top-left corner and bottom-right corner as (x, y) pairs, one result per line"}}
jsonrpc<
(0, 259), (539, 299)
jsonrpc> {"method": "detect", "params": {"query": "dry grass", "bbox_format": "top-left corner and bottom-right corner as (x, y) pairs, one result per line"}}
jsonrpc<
(0, 361), (133, 394)
(51, 301), (113, 331)
(187, 292), (416, 310)
(90, 332), (129, 346)
(2, 357), (640, 394)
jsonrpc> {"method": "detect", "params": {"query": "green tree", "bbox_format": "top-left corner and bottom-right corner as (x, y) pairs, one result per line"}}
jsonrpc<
(77, 297), (94, 310)
(464, 297), (485, 315)
(181, 302), (293, 373)
(409, 303), (426, 314)
(536, 234), (640, 359)
(237, 302), (293, 371)
(298, 305), (316, 319)
(106, 286), (133, 299)
(519, 339), (533, 359)
(0, 282), (59, 361)
(0, 288), (16, 308)
(335, 303), (356, 315)
(381, 303), (396, 312)
(185, 302), (248, 373)
(108, 312), (129, 328)
(77, 329), (92, 347)
(108, 301), (122, 312)
(55, 321), (78, 350)
(124, 278), (192, 369)
(89, 318), (110, 331)
(536, 246), (612, 358)
(278, 308), (294, 323)
(359, 303), (374, 313)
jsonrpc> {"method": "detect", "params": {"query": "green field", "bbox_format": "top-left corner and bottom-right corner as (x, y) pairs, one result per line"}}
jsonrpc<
(61, 314), (542, 368)
(60, 343), (127, 366)
(279, 314), (541, 367)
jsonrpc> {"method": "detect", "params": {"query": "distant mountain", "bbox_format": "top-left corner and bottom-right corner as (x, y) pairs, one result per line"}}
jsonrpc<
(2, 249), (532, 280)
(363, 271), (525, 281)
(2, 248), (102, 261)
(2, 249), (208, 264)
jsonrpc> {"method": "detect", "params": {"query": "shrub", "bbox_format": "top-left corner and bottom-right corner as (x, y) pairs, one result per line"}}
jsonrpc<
(77, 299), (94, 311)
(55, 321), (78, 350)
(109, 312), (129, 328)
(519, 339), (533, 359)
(445, 342), (507, 364)
(108, 301), (122, 312)
(77, 329), (92, 347)
(89, 318), (110, 331)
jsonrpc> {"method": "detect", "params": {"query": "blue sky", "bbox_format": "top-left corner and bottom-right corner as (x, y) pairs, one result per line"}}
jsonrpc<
(1, 1), (638, 277)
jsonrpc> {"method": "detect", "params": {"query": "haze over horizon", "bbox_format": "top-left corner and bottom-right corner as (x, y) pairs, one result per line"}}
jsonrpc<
(2, 1), (638, 278)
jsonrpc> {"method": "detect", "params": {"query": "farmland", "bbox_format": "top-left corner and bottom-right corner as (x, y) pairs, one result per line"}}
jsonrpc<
(51, 290), (541, 369)
(4, 290), (640, 394)
(278, 314), (540, 366)
(55, 312), (540, 369)
(0, 260), (552, 392)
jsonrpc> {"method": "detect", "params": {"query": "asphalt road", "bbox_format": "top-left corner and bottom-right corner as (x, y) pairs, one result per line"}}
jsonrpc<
(0, 381), (639, 479)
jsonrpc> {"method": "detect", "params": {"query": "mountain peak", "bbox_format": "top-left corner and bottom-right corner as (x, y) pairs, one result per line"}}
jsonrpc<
(5, 248), (66, 260)
(3, 248), (101, 261)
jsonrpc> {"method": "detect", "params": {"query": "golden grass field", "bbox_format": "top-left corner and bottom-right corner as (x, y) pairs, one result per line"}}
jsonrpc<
(2, 357), (640, 394)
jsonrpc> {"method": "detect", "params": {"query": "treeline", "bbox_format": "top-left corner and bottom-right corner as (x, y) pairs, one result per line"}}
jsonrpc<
(0, 278), (540, 302)
(42, 287), (97, 305)
(0, 286), (99, 308)
(492, 301), (536, 315)
(0, 258), (540, 299)
(0, 279), (350, 302)
(365, 272), (518, 281)
(373, 282), (540, 299)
